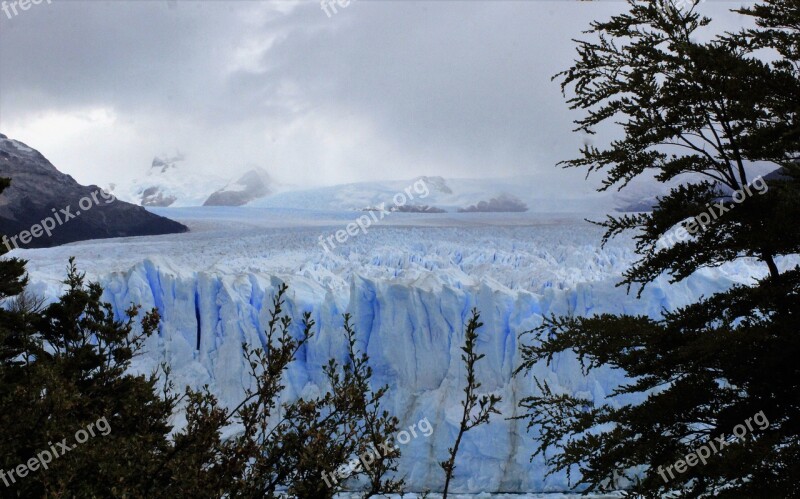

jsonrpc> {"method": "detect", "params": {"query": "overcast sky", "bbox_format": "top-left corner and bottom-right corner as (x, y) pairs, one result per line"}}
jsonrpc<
(0, 0), (751, 189)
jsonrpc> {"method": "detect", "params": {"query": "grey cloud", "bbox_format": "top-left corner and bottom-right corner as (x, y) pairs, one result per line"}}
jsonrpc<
(0, 0), (750, 187)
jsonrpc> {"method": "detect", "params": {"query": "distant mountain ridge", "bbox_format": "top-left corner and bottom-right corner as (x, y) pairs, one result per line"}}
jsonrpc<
(613, 169), (786, 212)
(112, 158), (745, 214)
(114, 155), (275, 207)
(113, 154), (229, 207)
(0, 134), (188, 249)
(248, 175), (615, 213)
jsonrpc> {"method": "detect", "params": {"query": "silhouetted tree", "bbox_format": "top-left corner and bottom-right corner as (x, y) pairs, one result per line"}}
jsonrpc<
(161, 285), (403, 499)
(441, 309), (501, 499)
(0, 254), (172, 497)
(516, 1), (800, 497)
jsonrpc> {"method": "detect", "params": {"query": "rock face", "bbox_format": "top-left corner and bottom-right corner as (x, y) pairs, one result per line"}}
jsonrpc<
(139, 186), (178, 208)
(137, 155), (184, 207)
(458, 193), (529, 213)
(203, 167), (273, 206)
(0, 134), (188, 250)
(420, 175), (453, 194)
(390, 204), (447, 213)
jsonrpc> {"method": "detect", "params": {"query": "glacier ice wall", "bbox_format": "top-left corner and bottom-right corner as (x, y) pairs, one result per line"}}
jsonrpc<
(93, 258), (733, 493)
(20, 214), (784, 493)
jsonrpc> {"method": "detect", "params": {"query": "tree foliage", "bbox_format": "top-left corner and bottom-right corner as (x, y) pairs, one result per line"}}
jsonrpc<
(441, 309), (501, 499)
(516, 1), (800, 497)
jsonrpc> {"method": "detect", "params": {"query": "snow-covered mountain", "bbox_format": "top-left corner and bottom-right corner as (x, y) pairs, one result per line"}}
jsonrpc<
(204, 167), (273, 206)
(115, 156), (277, 208)
(113, 154), (229, 207)
(114, 161), (711, 214)
(249, 175), (616, 213)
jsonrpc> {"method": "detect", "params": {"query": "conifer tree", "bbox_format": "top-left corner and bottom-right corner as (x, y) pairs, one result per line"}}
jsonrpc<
(516, 1), (800, 496)
(0, 254), (172, 497)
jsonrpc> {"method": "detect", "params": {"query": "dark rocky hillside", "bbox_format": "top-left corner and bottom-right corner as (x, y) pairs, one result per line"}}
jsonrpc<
(0, 134), (188, 249)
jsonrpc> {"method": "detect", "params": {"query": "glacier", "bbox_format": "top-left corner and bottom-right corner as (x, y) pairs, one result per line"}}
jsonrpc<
(13, 207), (790, 495)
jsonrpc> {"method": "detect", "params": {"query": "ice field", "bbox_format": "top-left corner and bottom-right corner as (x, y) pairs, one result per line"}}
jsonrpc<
(13, 207), (791, 495)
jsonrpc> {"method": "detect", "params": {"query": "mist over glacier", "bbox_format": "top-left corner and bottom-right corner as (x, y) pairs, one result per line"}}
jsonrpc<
(15, 208), (791, 494)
